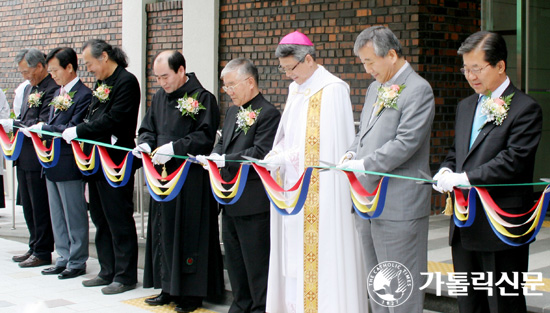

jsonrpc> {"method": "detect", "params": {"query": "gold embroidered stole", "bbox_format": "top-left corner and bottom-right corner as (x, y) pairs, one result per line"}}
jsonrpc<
(303, 89), (322, 312)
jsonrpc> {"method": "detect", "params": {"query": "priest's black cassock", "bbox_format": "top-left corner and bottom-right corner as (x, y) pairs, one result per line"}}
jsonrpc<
(138, 73), (224, 299)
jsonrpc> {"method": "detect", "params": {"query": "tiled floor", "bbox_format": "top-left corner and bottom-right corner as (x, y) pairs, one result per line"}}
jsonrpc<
(0, 237), (230, 313)
(1, 202), (549, 312)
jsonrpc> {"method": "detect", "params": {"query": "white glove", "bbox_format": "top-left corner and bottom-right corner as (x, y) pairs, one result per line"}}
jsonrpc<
(208, 153), (225, 168)
(336, 159), (365, 173)
(132, 143), (151, 159)
(0, 119), (13, 132)
(195, 154), (209, 169)
(29, 123), (43, 137)
(21, 128), (31, 137)
(437, 172), (470, 193)
(338, 151), (356, 165)
(262, 151), (285, 171)
(432, 168), (452, 193)
(152, 142), (174, 165)
(62, 126), (78, 144)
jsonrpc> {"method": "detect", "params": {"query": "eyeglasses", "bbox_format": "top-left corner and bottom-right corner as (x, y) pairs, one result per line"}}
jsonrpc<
(278, 59), (303, 73)
(460, 63), (491, 76)
(222, 77), (250, 93)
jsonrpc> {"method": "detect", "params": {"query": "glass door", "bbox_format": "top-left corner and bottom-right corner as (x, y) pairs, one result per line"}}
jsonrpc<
(483, 0), (550, 191)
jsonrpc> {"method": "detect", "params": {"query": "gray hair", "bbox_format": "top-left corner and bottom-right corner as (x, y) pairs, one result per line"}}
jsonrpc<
(221, 58), (259, 84)
(354, 26), (403, 58)
(275, 44), (316, 61)
(15, 48), (46, 68)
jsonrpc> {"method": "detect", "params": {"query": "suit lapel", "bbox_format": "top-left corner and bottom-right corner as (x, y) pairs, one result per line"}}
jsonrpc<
(49, 89), (62, 123)
(225, 106), (240, 149)
(20, 85), (34, 120)
(465, 85), (517, 159)
(360, 66), (414, 139)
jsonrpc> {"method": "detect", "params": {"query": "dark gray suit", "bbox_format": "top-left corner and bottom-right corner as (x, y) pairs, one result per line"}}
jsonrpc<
(348, 64), (435, 313)
(42, 80), (91, 270)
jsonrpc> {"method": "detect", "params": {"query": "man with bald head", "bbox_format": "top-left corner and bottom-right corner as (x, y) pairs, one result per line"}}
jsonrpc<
(134, 50), (223, 312)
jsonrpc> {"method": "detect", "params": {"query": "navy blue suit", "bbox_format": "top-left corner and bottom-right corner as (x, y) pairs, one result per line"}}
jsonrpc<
(42, 80), (91, 270)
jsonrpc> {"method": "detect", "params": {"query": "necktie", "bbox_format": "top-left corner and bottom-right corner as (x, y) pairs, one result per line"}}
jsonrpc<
(469, 95), (488, 149)
(59, 86), (66, 96)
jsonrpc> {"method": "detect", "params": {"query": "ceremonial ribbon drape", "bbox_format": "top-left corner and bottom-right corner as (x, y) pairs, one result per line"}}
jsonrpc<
(0, 128), (24, 161)
(141, 153), (191, 202)
(96, 146), (134, 188)
(71, 141), (100, 176)
(251, 163), (313, 215)
(342, 170), (390, 219)
(29, 132), (61, 168)
(207, 160), (250, 205)
(4, 125), (550, 247)
(453, 186), (550, 246)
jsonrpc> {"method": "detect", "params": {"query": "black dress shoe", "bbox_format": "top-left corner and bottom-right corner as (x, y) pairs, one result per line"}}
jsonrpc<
(41, 266), (66, 275)
(19, 255), (51, 268)
(58, 268), (86, 279)
(144, 292), (172, 306)
(175, 296), (202, 313)
(12, 250), (32, 263)
(82, 276), (111, 287)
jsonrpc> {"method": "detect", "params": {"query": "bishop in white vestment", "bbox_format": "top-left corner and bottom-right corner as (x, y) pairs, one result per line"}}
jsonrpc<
(264, 31), (367, 313)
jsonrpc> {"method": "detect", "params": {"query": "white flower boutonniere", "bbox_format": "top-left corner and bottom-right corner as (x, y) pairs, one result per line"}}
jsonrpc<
(374, 84), (405, 115)
(93, 84), (112, 103)
(28, 91), (44, 108)
(176, 92), (205, 120)
(50, 91), (76, 111)
(480, 92), (514, 128)
(236, 106), (261, 135)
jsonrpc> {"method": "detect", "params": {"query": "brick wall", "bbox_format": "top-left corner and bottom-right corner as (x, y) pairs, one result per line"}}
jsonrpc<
(218, 0), (481, 212)
(0, 0), (123, 104)
(145, 1), (183, 106)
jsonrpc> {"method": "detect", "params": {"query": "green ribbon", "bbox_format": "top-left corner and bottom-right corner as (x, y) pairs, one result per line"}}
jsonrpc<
(17, 126), (549, 188)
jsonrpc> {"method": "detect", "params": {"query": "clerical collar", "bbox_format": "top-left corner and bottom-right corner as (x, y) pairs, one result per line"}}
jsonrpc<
(63, 76), (80, 93)
(481, 76), (510, 100)
(241, 92), (261, 108)
(384, 61), (410, 87)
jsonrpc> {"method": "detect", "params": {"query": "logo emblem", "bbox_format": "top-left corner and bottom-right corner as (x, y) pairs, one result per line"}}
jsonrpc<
(367, 261), (413, 307)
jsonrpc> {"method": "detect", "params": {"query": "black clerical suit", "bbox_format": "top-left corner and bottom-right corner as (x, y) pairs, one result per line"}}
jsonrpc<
(139, 73), (224, 299)
(440, 83), (542, 313)
(75, 66), (140, 286)
(212, 93), (280, 313)
(15, 74), (58, 261)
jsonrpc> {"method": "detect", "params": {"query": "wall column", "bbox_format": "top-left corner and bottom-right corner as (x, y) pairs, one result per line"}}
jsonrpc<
(182, 0), (220, 98)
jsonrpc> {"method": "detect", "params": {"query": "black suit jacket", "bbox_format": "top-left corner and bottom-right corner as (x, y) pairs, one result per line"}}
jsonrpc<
(42, 80), (92, 182)
(441, 83), (543, 251)
(15, 74), (59, 171)
(212, 93), (280, 216)
(76, 66), (140, 180)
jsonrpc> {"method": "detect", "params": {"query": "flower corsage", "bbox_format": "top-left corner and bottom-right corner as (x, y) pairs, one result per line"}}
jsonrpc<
(28, 91), (44, 108)
(236, 106), (262, 134)
(480, 92), (514, 128)
(93, 84), (112, 103)
(50, 91), (76, 111)
(374, 84), (405, 115)
(176, 92), (205, 120)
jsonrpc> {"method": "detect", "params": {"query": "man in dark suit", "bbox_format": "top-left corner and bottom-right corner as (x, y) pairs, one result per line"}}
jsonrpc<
(24, 47), (91, 279)
(197, 58), (280, 313)
(434, 31), (543, 313)
(0, 48), (58, 267)
(62, 39), (140, 295)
